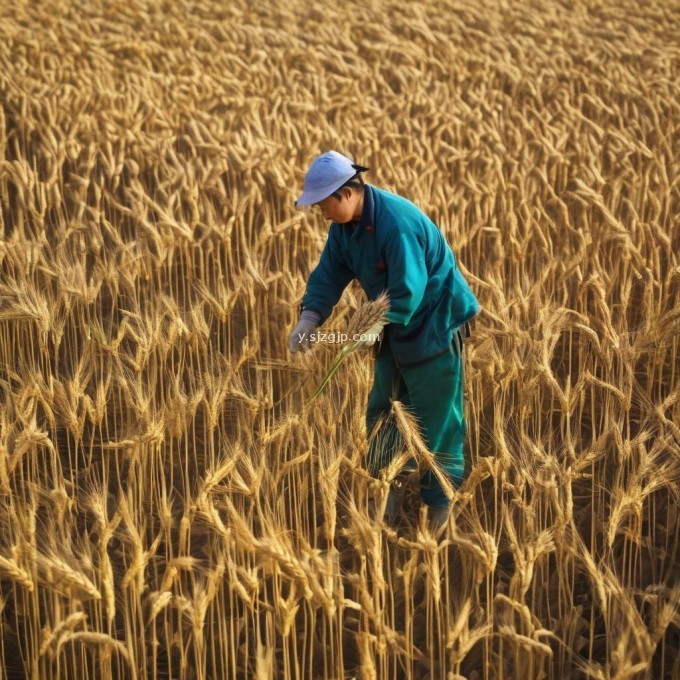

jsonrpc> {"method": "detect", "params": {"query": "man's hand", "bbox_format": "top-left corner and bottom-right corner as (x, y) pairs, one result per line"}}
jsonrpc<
(289, 310), (321, 354)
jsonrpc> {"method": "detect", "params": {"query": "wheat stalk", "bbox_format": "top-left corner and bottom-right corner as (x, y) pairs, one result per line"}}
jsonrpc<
(308, 292), (389, 401)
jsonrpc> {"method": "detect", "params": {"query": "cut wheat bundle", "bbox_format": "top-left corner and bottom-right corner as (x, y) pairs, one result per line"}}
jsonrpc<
(308, 292), (389, 401)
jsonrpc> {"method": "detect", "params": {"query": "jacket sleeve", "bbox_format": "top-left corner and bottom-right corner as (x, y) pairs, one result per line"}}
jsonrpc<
(301, 227), (354, 324)
(383, 230), (427, 326)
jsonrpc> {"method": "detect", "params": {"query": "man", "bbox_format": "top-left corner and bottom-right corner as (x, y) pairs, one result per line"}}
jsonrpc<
(289, 151), (480, 527)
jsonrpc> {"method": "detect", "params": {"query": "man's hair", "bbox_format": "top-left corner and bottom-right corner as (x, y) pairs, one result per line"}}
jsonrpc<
(330, 173), (365, 201)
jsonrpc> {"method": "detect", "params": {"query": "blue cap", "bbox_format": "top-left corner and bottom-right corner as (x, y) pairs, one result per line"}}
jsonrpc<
(295, 151), (368, 207)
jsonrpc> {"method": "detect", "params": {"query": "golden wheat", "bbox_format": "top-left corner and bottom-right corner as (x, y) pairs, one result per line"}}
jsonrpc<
(0, 0), (678, 678)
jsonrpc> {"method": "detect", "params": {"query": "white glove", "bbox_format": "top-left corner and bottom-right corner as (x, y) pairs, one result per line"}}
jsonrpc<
(289, 310), (321, 354)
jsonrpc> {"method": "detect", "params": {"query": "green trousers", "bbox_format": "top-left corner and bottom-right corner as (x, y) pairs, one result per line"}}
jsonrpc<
(366, 329), (467, 508)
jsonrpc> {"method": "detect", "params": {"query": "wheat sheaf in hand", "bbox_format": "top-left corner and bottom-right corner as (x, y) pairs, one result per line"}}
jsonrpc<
(309, 292), (390, 401)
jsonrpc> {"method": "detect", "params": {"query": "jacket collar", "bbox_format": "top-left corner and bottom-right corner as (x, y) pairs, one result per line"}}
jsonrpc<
(339, 184), (375, 233)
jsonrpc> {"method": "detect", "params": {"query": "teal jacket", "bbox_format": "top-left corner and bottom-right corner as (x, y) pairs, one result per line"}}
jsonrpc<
(302, 185), (480, 366)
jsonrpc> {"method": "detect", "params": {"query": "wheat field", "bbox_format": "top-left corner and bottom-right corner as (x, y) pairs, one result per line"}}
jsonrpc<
(0, 0), (679, 678)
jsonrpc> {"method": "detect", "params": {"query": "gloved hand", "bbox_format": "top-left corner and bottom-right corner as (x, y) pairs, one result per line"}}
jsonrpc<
(289, 310), (321, 354)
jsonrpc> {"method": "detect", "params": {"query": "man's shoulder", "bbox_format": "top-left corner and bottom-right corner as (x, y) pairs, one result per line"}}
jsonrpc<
(371, 185), (418, 213)
(372, 186), (433, 238)
(372, 187), (426, 224)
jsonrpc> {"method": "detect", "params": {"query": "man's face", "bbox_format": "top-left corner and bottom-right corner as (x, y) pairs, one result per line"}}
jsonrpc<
(315, 189), (356, 224)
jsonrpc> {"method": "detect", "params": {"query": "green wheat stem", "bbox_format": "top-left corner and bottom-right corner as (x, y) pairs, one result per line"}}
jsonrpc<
(308, 346), (351, 401)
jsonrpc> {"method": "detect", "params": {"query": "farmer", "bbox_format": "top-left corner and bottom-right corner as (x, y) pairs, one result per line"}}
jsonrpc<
(289, 151), (480, 527)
